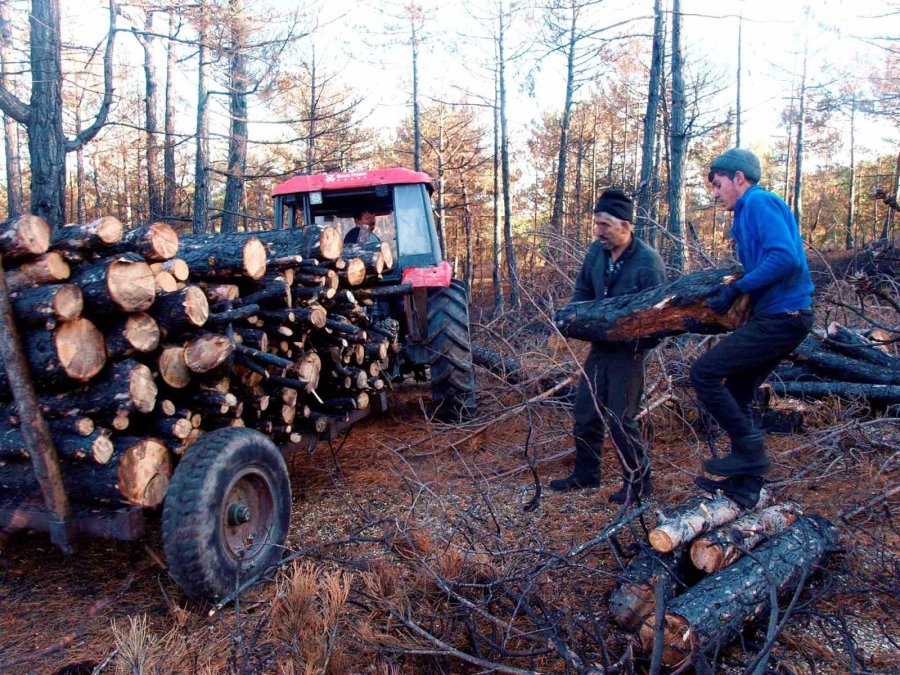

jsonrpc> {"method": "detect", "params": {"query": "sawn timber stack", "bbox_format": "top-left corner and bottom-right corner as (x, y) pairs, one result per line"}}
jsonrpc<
(0, 215), (398, 510)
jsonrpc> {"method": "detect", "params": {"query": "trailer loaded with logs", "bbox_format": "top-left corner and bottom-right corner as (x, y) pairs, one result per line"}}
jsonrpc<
(0, 168), (477, 600)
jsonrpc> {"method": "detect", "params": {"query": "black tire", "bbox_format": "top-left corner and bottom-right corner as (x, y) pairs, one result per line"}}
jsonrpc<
(427, 279), (476, 420)
(162, 428), (291, 600)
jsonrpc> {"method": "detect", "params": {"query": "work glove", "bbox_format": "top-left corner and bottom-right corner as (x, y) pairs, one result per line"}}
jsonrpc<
(707, 283), (741, 315)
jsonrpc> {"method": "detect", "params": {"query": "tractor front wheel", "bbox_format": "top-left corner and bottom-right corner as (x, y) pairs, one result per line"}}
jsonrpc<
(426, 279), (476, 420)
(162, 428), (291, 601)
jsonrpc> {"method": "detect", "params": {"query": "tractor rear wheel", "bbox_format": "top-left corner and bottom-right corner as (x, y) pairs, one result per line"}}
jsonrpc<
(426, 279), (476, 420)
(162, 428), (291, 600)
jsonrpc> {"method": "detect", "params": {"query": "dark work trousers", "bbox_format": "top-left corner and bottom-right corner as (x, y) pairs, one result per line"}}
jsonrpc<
(572, 348), (648, 481)
(691, 310), (814, 450)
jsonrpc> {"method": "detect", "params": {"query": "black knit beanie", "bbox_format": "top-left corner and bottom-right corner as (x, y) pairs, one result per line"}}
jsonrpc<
(593, 188), (634, 222)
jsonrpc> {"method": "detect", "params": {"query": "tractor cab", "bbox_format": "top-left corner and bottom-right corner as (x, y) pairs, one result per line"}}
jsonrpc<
(272, 168), (448, 284)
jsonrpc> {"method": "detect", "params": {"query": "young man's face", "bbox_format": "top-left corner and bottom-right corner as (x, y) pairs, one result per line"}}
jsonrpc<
(710, 172), (742, 211)
(593, 212), (632, 251)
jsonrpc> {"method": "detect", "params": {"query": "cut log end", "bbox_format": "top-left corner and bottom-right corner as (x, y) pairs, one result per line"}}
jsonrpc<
(184, 334), (234, 373)
(648, 529), (675, 554)
(54, 284), (84, 321)
(109, 257), (156, 311)
(345, 258), (367, 286)
(244, 238), (268, 280)
(125, 312), (161, 353)
(183, 285), (210, 327)
(130, 362), (158, 413)
(159, 346), (191, 389)
(1, 214), (51, 256)
(93, 216), (125, 245)
(689, 540), (723, 574)
(319, 226), (343, 260)
(638, 613), (692, 668)
(147, 221), (179, 260)
(117, 438), (172, 508)
(54, 318), (107, 382)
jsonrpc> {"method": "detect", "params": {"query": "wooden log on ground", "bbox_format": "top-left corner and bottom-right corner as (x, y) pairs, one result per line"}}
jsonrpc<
(178, 233), (267, 280)
(151, 285), (209, 333)
(0, 214), (52, 259)
(104, 312), (160, 360)
(554, 268), (749, 343)
(50, 216), (123, 254)
(47, 416), (95, 437)
(107, 221), (179, 261)
(823, 323), (900, 372)
(639, 515), (839, 668)
(791, 337), (900, 385)
(771, 380), (900, 405)
(609, 547), (690, 630)
(36, 359), (158, 418)
(472, 346), (521, 383)
(354, 283), (412, 300)
(10, 283), (83, 325)
(0, 318), (106, 394)
(5, 252), (70, 291)
(649, 489), (773, 554)
(690, 502), (803, 573)
(68, 253), (156, 313)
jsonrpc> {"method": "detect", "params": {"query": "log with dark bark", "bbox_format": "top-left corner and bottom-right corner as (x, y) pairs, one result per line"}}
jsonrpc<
(0, 435), (172, 507)
(639, 516), (839, 667)
(791, 337), (900, 385)
(772, 380), (900, 404)
(472, 346), (521, 383)
(178, 233), (267, 280)
(151, 285), (209, 334)
(50, 216), (124, 256)
(0, 423), (113, 463)
(649, 489), (773, 553)
(5, 252), (70, 291)
(0, 318), (106, 394)
(609, 547), (690, 630)
(107, 221), (179, 261)
(68, 253), (156, 313)
(10, 283), (83, 325)
(824, 323), (900, 372)
(0, 214), (52, 259)
(554, 268), (749, 342)
(690, 502), (803, 573)
(34, 359), (158, 419)
(104, 313), (161, 360)
(254, 225), (343, 261)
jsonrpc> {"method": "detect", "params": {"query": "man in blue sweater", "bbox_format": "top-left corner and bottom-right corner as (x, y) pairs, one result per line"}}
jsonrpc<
(691, 148), (814, 507)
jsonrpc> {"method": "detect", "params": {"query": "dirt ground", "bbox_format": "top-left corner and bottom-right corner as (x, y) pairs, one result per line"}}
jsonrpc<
(0, 365), (898, 673)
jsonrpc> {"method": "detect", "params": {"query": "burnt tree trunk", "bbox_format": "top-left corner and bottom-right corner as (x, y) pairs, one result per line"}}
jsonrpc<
(639, 516), (839, 668)
(555, 268), (748, 343)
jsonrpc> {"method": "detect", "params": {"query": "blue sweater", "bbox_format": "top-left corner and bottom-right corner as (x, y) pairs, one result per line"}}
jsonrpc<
(731, 185), (814, 315)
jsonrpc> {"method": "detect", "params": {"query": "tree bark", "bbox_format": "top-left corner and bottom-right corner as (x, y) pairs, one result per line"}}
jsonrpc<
(555, 268), (748, 343)
(9, 283), (82, 326)
(649, 488), (773, 554)
(639, 516), (838, 668)
(772, 380), (900, 405)
(192, 0), (210, 234)
(635, 0), (664, 241)
(609, 547), (689, 630)
(0, 214), (51, 259)
(0, 1), (24, 217)
(690, 502), (803, 573)
(221, 0), (249, 233)
(178, 233), (267, 280)
(668, 0), (686, 273)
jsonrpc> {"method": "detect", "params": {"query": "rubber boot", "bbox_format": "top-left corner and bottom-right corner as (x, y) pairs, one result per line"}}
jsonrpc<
(549, 472), (600, 492)
(702, 436), (770, 477)
(694, 475), (764, 509)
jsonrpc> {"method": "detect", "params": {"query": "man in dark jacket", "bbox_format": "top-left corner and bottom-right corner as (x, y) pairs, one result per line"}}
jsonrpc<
(691, 148), (814, 507)
(551, 189), (666, 503)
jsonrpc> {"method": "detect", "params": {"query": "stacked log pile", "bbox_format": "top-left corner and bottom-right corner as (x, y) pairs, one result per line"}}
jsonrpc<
(772, 323), (900, 406)
(0, 214), (399, 510)
(608, 487), (838, 667)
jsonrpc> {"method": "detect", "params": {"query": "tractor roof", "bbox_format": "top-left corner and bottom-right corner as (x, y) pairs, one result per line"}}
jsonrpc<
(272, 168), (434, 196)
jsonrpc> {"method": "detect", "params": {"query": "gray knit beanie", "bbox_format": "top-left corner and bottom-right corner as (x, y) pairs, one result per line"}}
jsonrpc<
(709, 148), (761, 183)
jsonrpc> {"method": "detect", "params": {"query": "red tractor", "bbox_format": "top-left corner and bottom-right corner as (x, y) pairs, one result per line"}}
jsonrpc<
(271, 168), (476, 419)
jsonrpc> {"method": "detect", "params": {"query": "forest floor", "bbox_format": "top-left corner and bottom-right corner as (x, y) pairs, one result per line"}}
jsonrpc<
(0, 307), (898, 673)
